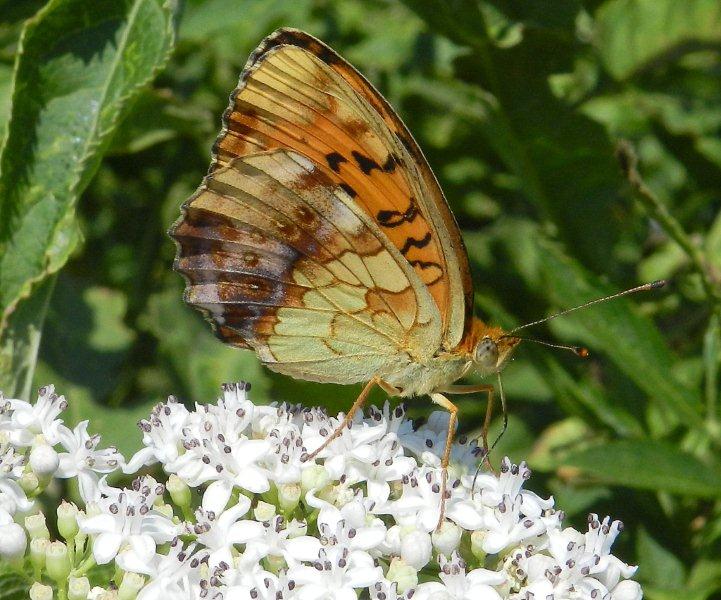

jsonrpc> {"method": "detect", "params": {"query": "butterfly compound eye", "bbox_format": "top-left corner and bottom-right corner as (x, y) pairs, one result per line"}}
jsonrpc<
(474, 337), (499, 368)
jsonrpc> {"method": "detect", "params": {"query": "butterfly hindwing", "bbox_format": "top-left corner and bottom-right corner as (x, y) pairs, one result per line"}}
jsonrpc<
(211, 28), (473, 349)
(172, 150), (442, 383)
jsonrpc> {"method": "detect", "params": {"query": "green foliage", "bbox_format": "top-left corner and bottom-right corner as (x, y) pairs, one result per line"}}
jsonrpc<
(1, 0), (721, 593)
(0, 0), (178, 397)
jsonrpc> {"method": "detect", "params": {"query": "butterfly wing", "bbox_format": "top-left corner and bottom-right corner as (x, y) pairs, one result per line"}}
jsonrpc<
(211, 28), (473, 349)
(171, 149), (442, 383)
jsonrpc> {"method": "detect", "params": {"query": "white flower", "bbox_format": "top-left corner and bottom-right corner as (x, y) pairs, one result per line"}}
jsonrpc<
(480, 492), (552, 555)
(347, 433), (416, 505)
(56, 421), (124, 503)
(213, 555), (295, 600)
(400, 529), (432, 570)
(79, 477), (179, 566)
(190, 494), (260, 568)
(172, 394), (271, 512)
(301, 409), (386, 480)
(314, 493), (387, 555)
(469, 458), (552, 518)
(124, 397), (190, 474)
(135, 539), (207, 600)
(2, 385), (66, 446)
(414, 552), (505, 600)
(369, 578), (417, 600)
(244, 515), (320, 568)
(0, 382), (643, 600)
(263, 421), (309, 484)
(0, 436), (32, 517)
(29, 443), (59, 477)
(386, 466), (482, 532)
(0, 519), (27, 561)
(287, 545), (382, 600)
(401, 411), (483, 475)
(508, 515), (637, 600)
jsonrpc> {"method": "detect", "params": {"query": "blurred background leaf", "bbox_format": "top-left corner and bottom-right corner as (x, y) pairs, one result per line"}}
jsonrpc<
(1, 0), (720, 591)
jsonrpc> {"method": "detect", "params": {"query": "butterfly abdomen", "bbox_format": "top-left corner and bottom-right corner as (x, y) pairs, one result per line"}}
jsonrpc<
(382, 354), (470, 398)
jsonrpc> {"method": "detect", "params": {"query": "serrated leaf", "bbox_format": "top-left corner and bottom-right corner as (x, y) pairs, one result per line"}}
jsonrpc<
(595, 0), (721, 80)
(561, 440), (721, 497)
(0, 0), (178, 397)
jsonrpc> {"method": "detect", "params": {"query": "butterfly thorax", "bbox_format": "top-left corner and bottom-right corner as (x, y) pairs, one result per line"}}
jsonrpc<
(382, 318), (520, 397)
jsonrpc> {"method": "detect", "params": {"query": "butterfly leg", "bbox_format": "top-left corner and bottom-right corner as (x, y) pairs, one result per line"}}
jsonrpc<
(441, 383), (504, 469)
(429, 392), (459, 531)
(303, 376), (382, 462)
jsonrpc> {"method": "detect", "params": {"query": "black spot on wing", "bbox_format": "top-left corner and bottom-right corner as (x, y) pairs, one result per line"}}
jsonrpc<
(399, 232), (432, 255)
(376, 197), (418, 228)
(351, 151), (381, 175)
(338, 183), (358, 198)
(382, 154), (398, 173)
(326, 152), (347, 173)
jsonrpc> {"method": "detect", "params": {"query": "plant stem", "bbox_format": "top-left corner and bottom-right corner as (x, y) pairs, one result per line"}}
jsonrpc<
(616, 140), (721, 305)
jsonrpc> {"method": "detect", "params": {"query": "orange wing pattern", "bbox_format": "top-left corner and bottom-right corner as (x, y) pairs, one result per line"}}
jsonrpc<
(210, 28), (473, 350)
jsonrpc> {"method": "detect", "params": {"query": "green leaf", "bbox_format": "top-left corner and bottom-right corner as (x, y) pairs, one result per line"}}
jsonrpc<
(561, 439), (721, 497)
(0, 276), (55, 399)
(0, 570), (29, 600)
(40, 276), (135, 401)
(0, 0), (178, 396)
(0, 64), (12, 141)
(636, 527), (686, 590)
(595, 0), (721, 80)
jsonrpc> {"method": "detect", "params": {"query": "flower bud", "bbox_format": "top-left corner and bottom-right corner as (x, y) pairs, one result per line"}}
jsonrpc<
(265, 552), (285, 574)
(30, 537), (49, 570)
(29, 443), (59, 478)
(46, 541), (71, 582)
(386, 557), (418, 593)
(253, 501), (276, 522)
(68, 577), (91, 600)
(155, 502), (174, 519)
(20, 471), (40, 495)
(300, 464), (330, 493)
(470, 530), (486, 562)
(277, 483), (301, 512)
(400, 529), (432, 570)
(167, 474), (191, 509)
(25, 512), (50, 540)
(57, 501), (79, 541)
(613, 580), (643, 600)
(118, 572), (145, 600)
(432, 520), (462, 556)
(383, 525), (402, 555)
(0, 522), (27, 562)
(29, 583), (53, 600)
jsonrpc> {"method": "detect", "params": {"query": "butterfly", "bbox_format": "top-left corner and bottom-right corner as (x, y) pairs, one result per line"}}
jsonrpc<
(169, 28), (662, 527)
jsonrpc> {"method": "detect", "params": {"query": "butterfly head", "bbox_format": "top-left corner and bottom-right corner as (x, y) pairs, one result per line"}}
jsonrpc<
(468, 321), (521, 376)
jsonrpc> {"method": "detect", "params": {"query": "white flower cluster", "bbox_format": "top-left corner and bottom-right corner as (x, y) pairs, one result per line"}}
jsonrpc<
(0, 383), (642, 600)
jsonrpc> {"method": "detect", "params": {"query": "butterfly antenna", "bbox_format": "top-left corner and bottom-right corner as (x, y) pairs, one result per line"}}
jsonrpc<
(502, 335), (589, 357)
(509, 280), (666, 334)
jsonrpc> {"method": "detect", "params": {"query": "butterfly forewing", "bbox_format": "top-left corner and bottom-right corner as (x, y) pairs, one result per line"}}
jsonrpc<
(212, 28), (472, 349)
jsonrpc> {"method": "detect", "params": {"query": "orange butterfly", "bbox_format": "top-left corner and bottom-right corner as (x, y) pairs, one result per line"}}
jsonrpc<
(169, 28), (661, 526)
